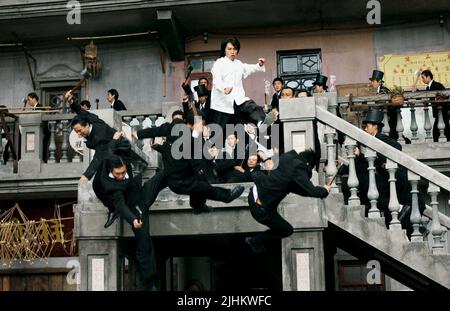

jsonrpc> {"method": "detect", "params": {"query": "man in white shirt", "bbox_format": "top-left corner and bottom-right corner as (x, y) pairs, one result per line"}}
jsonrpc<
(210, 37), (277, 132)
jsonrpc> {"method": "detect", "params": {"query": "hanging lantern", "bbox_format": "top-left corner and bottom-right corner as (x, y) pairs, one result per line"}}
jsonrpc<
(84, 40), (101, 78)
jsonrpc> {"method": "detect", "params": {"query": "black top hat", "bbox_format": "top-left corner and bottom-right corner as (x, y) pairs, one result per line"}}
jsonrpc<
(312, 75), (328, 89)
(369, 70), (384, 82)
(363, 109), (384, 126)
(194, 84), (209, 97)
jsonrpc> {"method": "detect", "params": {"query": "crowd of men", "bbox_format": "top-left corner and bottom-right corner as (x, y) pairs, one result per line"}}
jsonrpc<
(8, 36), (445, 290)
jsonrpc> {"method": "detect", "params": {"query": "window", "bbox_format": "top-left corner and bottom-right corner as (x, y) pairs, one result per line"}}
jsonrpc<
(43, 87), (81, 109)
(185, 52), (220, 89)
(277, 50), (322, 92)
(338, 260), (385, 291)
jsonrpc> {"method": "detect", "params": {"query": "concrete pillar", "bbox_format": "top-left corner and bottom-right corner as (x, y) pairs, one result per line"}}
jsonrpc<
(280, 196), (328, 291)
(282, 230), (326, 291)
(74, 183), (125, 291)
(279, 97), (316, 153)
(18, 114), (43, 174)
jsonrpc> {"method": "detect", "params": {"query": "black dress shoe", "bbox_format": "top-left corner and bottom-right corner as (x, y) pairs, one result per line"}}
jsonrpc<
(193, 204), (212, 215)
(245, 237), (266, 254)
(104, 211), (120, 228)
(230, 185), (245, 201)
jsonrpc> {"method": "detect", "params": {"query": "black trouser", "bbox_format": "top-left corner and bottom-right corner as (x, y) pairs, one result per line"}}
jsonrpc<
(142, 170), (168, 208)
(132, 208), (157, 283)
(248, 188), (293, 245)
(212, 100), (266, 130)
(168, 176), (233, 209)
(235, 100), (266, 125)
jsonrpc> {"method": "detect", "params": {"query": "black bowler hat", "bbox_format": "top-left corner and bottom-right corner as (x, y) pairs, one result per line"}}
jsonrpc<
(194, 84), (209, 97)
(362, 109), (384, 126)
(369, 70), (384, 82)
(312, 75), (328, 89)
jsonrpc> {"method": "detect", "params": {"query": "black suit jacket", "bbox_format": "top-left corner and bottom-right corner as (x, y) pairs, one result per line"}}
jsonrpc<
(70, 101), (129, 179)
(377, 85), (390, 95)
(252, 150), (328, 210)
(271, 92), (280, 111)
(426, 81), (447, 118)
(93, 159), (142, 225)
(112, 100), (127, 111)
(182, 98), (212, 124)
(137, 119), (203, 180)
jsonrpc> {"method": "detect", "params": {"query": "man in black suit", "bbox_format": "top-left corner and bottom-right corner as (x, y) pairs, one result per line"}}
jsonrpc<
(369, 70), (397, 139)
(107, 89), (127, 111)
(270, 77), (284, 112)
(93, 154), (157, 290)
(182, 84), (212, 124)
(134, 111), (245, 214)
(66, 90), (130, 184)
(245, 149), (330, 253)
(26, 92), (43, 110)
(421, 70), (448, 141)
(340, 110), (424, 233)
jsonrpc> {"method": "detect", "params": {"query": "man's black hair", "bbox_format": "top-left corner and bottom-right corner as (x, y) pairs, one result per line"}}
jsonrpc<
(70, 115), (90, 127)
(220, 37), (240, 57)
(27, 92), (39, 102)
(172, 110), (185, 119)
(298, 148), (318, 170)
(80, 100), (91, 109)
(199, 77), (209, 85)
(108, 89), (119, 100)
(272, 77), (284, 85)
(105, 155), (126, 173)
(421, 69), (433, 80)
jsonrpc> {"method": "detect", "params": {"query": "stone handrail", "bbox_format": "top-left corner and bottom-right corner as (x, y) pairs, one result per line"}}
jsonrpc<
(338, 90), (450, 104)
(316, 106), (450, 192)
(315, 105), (448, 253)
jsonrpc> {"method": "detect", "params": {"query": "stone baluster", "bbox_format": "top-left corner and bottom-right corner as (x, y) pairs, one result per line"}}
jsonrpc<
(385, 159), (401, 229)
(395, 109), (405, 143)
(423, 103), (433, 142)
(60, 120), (69, 163)
(136, 115), (145, 150)
(428, 183), (444, 254)
(325, 126), (338, 193)
(149, 115), (157, 128)
(365, 147), (380, 218)
(407, 171), (422, 242)
(409, 103), (418, 141)
(436, 105), (446, 142)
(344, 136), (360, 206)
(382, 108), (390, 136)
(47, 121), (57, 164)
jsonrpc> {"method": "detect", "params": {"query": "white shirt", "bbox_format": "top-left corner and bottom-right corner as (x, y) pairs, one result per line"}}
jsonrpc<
(427, 80), (434, 89)
(210, 56), (265, 114)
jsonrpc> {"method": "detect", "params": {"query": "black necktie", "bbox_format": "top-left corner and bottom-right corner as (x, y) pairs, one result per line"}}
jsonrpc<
(426, 86), (430, 91)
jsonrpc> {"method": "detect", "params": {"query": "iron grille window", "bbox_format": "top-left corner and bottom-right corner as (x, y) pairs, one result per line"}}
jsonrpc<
(277, 50), (322, 92)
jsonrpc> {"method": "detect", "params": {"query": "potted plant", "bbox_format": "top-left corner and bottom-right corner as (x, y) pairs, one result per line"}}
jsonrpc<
(390, 85), (405, 105)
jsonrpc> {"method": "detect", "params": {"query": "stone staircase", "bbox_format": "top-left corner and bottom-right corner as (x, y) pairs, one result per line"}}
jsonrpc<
(323, 193), (450, 290)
